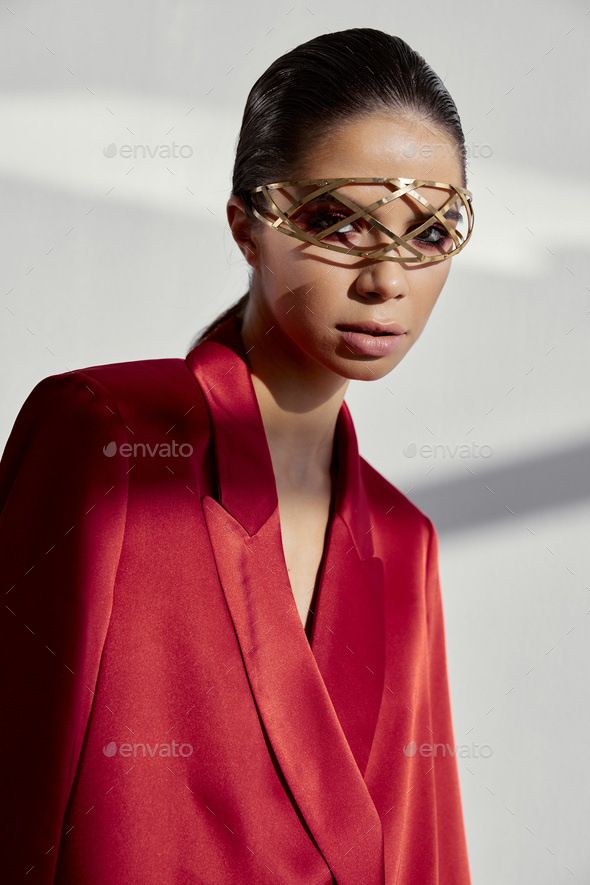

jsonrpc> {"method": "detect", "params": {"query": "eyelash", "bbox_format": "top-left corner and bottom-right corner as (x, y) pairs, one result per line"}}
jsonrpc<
(299, 208), (452, 250)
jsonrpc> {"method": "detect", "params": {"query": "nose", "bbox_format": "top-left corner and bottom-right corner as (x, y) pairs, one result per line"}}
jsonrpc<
(354, 256), (410, 302)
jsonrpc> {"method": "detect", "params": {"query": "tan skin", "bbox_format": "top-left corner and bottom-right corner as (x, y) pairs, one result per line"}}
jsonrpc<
(226, 112), (464, 634)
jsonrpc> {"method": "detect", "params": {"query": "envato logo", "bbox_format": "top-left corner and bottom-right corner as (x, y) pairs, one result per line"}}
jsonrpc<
(103, 142), (194, 159)
(403, 741), (493, 758)
(403, 442), (493, 459)
(103, 740), (193, 758)
(403, 141), (493, 160)
(103, 441), (193, 458)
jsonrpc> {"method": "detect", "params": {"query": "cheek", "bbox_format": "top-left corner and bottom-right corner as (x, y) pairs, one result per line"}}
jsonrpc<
(413, 266), (450, 322)
(262, 248), (342, 324)
(255, 257), (331, 353)
(283, 298), (335, 355)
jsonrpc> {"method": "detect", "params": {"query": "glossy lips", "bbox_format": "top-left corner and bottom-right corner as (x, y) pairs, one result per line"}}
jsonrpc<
(336, 322), (407, 357)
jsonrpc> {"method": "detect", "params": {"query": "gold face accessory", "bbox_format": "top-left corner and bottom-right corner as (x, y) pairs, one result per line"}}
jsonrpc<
(247, 177), (474, 263)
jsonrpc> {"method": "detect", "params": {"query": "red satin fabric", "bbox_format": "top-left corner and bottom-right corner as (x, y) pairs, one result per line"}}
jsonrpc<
(0, 315), (471, 883)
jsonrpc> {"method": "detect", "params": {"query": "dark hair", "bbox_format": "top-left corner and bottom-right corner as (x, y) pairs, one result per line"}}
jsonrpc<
(193, 27), (467, 346)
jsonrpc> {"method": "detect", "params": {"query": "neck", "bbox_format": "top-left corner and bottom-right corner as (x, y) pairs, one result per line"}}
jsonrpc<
(237, 312), (349, 486)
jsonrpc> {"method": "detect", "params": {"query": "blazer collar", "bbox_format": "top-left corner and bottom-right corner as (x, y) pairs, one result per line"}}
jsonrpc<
(186, 314), (375, 560)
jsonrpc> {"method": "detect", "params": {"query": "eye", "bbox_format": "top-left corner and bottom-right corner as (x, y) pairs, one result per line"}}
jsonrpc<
(313, 212), (356, 235)
(292, 205), (359, 239)
(409, 223), (454, 251)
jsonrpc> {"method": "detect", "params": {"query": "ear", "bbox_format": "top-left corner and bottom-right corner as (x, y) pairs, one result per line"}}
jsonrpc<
(226, 196), (262, 270)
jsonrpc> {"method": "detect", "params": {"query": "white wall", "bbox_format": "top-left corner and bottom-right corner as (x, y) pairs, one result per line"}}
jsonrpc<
(1, 1), (588, 881)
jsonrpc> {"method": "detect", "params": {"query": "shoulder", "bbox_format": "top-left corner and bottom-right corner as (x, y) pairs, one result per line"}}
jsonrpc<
(359, 454), (435, 548)
(16, 356), (199, 432)
(2, 356), (208, 477)
(38, 356), (193, 403)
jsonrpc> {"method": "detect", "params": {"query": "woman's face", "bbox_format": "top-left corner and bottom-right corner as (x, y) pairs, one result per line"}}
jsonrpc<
(229, 112), (466, 384)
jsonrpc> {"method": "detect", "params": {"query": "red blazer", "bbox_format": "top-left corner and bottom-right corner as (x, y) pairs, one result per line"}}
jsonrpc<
(0, 315), (471, 884)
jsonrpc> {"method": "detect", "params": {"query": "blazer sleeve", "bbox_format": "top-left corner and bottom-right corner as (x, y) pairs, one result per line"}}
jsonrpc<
(0, 372), (129, 882)
(424, 517), (472, 883)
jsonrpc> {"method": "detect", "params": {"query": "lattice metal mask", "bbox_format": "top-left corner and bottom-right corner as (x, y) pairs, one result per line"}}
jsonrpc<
(247, 177), (474, 264)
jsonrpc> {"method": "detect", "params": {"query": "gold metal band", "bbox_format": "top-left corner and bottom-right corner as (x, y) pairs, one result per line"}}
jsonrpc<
(247, 177), (474, 263)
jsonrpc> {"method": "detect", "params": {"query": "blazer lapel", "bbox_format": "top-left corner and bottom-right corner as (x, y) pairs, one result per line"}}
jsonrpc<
(186, 317), (385, 884)
(308, 397), (386, 780)
(309, 510), (386, 778)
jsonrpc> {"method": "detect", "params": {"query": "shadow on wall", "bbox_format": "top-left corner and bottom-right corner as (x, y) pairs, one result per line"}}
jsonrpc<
(402, 440), (590, 536)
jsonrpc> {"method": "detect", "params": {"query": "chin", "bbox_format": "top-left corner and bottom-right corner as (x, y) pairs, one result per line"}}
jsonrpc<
(333, 357), (403, 382)
(337, 342), (409, 375)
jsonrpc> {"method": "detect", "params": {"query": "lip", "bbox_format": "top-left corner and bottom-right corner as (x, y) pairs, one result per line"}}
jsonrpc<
(336, 322), (407, 357)
(336, 321), (407, 336)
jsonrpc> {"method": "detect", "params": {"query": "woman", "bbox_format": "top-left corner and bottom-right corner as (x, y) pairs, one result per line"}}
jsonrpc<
(0, 28), (474, 884)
